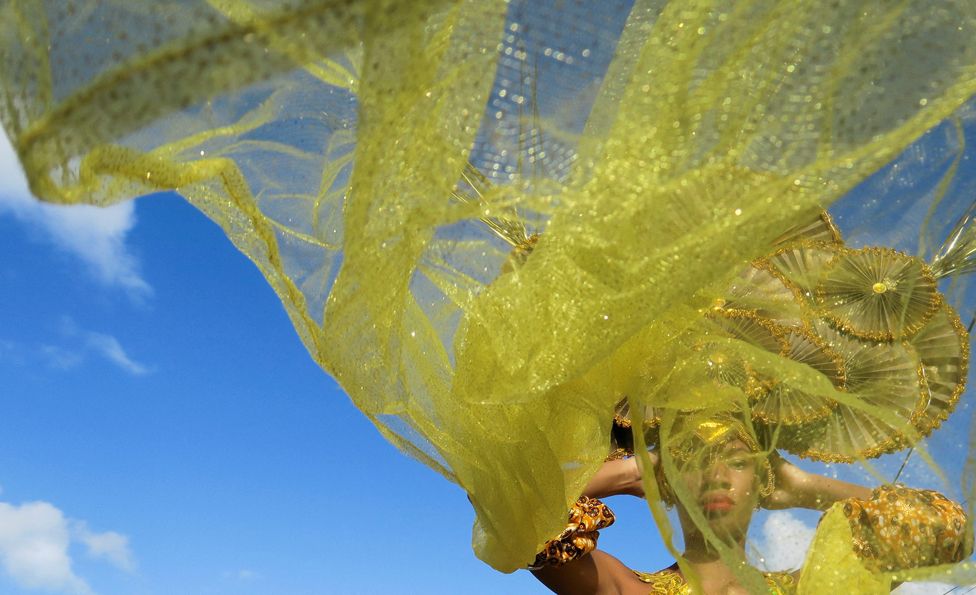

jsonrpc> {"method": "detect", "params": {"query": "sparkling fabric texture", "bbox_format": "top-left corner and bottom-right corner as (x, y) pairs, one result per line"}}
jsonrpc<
(3, 0), (976, 586)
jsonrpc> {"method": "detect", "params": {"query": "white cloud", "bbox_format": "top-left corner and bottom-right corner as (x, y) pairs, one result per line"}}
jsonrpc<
(0, 128), (151, 298)
(0, 321), (151, 376)
(39, 344), (84, 371)
(72, 522), (135, 573)
(223, 568), (261, 581)
(0, 340), (25, 366)
(84, 332), (150, 376)
(750, 510), (816, 572)
(0, 499), (134, 595)
(0, 501), (90, 594)
(56, 318), (152, 376)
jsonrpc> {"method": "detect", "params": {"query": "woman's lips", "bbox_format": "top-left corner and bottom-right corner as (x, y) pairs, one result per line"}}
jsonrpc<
(701, 495), (735, 512)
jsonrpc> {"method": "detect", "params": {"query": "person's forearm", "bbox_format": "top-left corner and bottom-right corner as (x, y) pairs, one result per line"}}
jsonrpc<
(791, 471), (872, 511)
(582, 458), (644, 499)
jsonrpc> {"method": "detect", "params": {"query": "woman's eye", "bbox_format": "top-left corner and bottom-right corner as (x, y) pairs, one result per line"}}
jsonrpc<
(727, 458), (748, 469)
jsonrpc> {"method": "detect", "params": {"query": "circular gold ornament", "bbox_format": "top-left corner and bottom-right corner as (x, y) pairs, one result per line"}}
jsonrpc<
(816, 247), (939, 341)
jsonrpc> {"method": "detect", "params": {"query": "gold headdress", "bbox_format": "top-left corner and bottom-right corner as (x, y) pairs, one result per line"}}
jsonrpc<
(609, 210), (971, 463)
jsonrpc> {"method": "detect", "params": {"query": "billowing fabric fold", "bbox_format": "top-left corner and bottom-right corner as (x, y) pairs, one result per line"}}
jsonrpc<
(3, 0), (976, 584)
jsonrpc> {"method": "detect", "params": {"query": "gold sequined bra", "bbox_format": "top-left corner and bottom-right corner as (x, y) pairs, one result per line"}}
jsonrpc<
(633, 568), (796, 595)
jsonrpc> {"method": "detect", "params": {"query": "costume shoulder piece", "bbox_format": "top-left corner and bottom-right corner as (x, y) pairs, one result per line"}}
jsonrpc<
(842, 485), (972, 572)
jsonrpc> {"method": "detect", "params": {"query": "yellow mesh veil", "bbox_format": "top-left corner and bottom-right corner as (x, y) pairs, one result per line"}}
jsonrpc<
(3, 0), (976, 588)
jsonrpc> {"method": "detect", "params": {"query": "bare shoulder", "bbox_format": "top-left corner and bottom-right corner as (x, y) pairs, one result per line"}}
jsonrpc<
(531, 550), (648, 595)
(592, 551), (653, 595)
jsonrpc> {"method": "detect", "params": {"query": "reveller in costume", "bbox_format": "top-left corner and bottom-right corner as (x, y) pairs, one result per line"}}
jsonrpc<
(528, 213), (974, 594)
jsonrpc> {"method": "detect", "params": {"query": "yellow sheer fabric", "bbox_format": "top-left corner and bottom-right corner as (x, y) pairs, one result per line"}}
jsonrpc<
(3, 0), (976, 587)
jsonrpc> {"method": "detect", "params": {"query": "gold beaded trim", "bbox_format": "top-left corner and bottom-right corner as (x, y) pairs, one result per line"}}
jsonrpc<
(702, 308), (792, 353)
(907, 296), (970, 438)
(820, 210), (844, 245)
(794, 428), (915, 464)
(612, 399), (662, 430)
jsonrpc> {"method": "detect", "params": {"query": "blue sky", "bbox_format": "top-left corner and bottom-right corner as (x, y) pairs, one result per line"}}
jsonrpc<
(1, 116), (970, 594)
(0, 129), (568, 594)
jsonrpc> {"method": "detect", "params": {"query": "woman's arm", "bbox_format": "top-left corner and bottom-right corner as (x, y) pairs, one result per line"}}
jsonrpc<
(763, 451), (972, 575)
(763, 451), (871, 511)
(529, 450), (663, 594)
(528, 497), (636, 595)
(532, 550), (634, 595)
(582, 455), (648, 499)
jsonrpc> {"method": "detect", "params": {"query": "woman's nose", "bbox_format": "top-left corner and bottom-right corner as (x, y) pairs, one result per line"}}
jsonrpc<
(704, 460), (731, 486)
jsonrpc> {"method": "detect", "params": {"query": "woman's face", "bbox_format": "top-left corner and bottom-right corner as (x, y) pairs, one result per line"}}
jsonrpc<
(673, 438), (760, 543)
